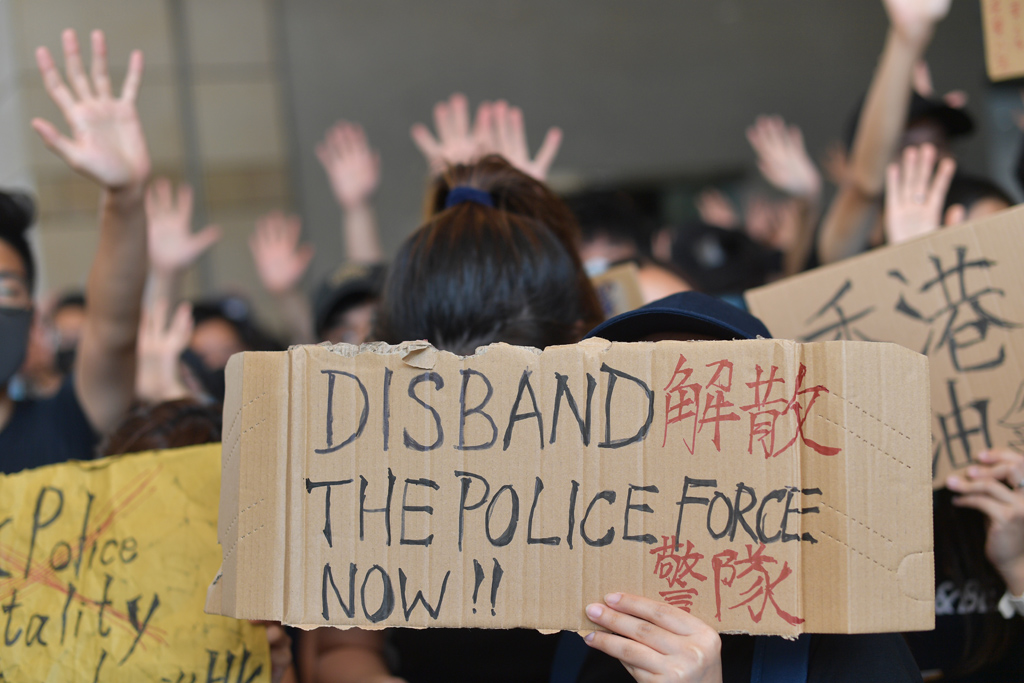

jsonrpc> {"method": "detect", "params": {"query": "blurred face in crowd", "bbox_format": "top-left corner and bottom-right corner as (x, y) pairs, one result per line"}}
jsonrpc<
(0, 241), (30, 310)
(901, 119), (950, 157)
(0, 240), (33, 390)
(964, 196), (1010, 221)
(52, 302), (86, 354)
(323, 299), (377, 346)
(190, 317), (246, 371)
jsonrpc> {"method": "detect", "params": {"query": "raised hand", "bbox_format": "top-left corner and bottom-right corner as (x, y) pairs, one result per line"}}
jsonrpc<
(821, 142), (849, 187)
(696, 188), (740, 229)
(883, 0), (952, 42)
(884, 143), (956, 245)
(948, 449), (1024, 595)
(585, 593), (722, 683)
(745, 196), (801, 253)
(411, 93), (493, 175)
(316, 121), (381, 209)
(146, 178), (221, 275)
(746, 116), (822, 200)
(249, 212), (314, 295)
(32, 29), (149, 191)
(135, 297), (193, 403)
(481, 100), (562, 182)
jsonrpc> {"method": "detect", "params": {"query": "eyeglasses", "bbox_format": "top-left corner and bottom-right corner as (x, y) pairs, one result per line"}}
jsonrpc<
(0, 272), (31, 309)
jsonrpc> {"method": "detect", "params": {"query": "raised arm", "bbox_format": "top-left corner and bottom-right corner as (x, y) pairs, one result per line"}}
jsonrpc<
(817, 0), (950, 264)
(883, 142), (956, 245)
(746, 116), (823, 275)
(947, 449), (1024, 600)
(316, 121), (382, 264)
(482, 100), (562, 182)
(410, 93), (492, 176)
(249, 212), (316, 344)
(145, 177), (221, 305)
(32, 29), (151, 433)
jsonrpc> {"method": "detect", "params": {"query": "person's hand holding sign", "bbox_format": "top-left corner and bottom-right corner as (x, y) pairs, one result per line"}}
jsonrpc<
(948, 449), (1024, 598)
(585, 592), (723, 683)
(884, 143), (957, 245)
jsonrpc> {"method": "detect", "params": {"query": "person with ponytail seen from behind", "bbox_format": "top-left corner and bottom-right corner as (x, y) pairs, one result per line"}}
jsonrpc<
(309, 154), (609, 682)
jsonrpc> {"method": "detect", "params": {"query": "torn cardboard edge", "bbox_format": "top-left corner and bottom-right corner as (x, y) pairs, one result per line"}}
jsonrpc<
(208, 338), (935, 635)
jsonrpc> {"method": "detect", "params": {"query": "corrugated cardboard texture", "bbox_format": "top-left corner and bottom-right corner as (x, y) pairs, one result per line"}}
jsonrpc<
(746, 206), (1024, 487)
(981, 0), (1024, 81)
(208, 339), (934, 635)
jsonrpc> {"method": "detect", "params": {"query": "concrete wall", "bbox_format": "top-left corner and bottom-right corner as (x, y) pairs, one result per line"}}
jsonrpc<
(3, 1), (1000, 327)
(278, 0), (992, 285)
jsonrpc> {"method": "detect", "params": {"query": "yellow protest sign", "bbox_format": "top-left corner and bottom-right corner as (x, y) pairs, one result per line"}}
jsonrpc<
(0, 444), (269, 682)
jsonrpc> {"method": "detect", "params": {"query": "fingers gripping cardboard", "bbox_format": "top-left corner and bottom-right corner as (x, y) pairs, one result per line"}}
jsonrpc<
(206, 339), (934, 635)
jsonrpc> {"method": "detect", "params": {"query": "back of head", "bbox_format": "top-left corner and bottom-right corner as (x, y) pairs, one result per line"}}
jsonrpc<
(378, 156), (603, 354)
(668, 220), (780, 295)
(101, 399), (223, 456)
(563, 189), (653, 251)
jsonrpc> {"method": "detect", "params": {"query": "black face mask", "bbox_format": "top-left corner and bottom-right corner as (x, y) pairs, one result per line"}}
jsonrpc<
(0, 307), (32, 388)
(55, 347), (77, 376)
(180, 349), (226, 404)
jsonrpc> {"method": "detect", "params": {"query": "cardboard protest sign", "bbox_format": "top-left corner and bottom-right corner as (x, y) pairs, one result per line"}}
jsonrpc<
(745, 205), (1024, 487)
(207, 338), (934, 636)
(0, 445), (269, 682)
(981, 0), (1024, 81)
(591, 263), (646, 318)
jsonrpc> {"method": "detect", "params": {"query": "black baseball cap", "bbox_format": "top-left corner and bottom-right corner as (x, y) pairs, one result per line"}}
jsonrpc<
(584, 291), (771, 342)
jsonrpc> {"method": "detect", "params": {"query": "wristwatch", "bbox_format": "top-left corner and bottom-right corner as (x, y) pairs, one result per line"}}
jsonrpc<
(998, 588), (1024, 619)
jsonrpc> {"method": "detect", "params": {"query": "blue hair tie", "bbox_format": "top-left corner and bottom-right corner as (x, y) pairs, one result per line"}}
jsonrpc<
(444, 186), (494, 209)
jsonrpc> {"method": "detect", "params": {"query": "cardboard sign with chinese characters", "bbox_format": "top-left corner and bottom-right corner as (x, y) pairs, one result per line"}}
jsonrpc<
(746, 205), (1024, 487)
(0, 445), (269, 682)
(207, 339), (934, 636)
(981, 0), (1024, 81)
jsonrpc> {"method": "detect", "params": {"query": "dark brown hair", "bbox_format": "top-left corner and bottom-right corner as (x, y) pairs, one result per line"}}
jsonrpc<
(101, 399), (223, 456)
(377, 156), (602, 354)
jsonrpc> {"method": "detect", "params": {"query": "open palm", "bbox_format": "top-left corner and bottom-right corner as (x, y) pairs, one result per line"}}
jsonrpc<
(32, 29), (150, 190)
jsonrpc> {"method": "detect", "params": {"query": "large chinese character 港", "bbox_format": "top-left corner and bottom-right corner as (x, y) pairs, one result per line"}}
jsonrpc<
(891, 246), (1020, 372)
